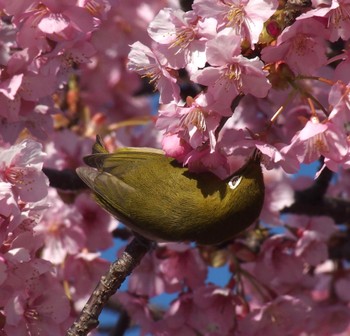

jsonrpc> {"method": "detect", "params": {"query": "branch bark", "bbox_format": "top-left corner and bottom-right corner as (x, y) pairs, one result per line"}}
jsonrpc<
(282, 166), (350, 223)
(282, 196), (350, 223)
(66, 236), (152, 336)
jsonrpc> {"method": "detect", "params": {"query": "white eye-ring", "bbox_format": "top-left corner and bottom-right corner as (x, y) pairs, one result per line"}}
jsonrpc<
(228, 175), (242, 190)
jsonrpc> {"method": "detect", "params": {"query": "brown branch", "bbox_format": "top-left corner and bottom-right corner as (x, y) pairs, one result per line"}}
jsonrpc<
(294, 164), (333, 202)
(112, 227), (132, 240)
(282, 165), (350, 223)
(66, 236), (152, 336)
(43, 167), (87, 190)
(283, 196), (350, 223)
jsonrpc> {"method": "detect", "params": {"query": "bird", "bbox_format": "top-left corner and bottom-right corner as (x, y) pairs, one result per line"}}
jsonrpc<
(76, 136), (265, 245)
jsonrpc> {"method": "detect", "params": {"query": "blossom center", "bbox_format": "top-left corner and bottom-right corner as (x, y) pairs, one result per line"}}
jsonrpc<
(313, 133), (329, 153)
(85, 0), (104, 16)
(170, 26), (196, 52)
(48, 221), (62, 235)
(306, 133), (329, 161)
(137, 65), (161, 86)
(215, 64), (242, 92)
(181, 108), (206, 132)
(329, 4), (350, 28)
(225, 3), (245, 33)
(292, 34), (314, 56)
(4, 167), (27, 186)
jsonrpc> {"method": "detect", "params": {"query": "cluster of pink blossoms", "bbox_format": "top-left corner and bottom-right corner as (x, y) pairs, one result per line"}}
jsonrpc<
(0, 0), (350, 335)
(128, 0), (350, 176)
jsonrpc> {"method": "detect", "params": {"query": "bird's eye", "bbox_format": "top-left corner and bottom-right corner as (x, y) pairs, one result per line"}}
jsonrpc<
(228, 175), (242, 190)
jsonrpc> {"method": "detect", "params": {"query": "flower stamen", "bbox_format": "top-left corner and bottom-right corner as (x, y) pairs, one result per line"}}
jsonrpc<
(181, 108), (206, 132)
(169, 27), (196, 53)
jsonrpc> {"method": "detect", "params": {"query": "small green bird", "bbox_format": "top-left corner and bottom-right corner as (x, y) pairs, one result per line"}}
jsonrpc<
(76, 137), (265, 245)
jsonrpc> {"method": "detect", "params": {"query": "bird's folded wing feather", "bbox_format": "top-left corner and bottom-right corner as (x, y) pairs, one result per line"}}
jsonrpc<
(76, 167), (135, 216)
(83, 147), (165, 173)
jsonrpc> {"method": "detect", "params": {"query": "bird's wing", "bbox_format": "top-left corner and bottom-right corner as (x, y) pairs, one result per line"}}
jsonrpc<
(76, 166), (135, 219)
(83, 147), (165, 173)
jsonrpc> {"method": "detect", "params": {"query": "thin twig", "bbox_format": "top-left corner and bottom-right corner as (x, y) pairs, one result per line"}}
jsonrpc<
(66, 236), (152, 336)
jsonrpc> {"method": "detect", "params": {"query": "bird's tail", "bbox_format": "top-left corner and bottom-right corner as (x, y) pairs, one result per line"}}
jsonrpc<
(92, 135), (109, 154)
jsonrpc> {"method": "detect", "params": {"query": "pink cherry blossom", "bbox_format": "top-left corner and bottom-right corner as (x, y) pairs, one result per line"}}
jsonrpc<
(189, 285), (237, 335)
(192, 0), (278, 47)
(183, 145), (230, 177)
(128, 41), (180, 104)
(295, 230), (330, 266)
(191, 32), (271, 108)
(299, 0), (350, 41)
(0, 104), (54, 144)
(157, 94), (225, 154)
(62, 251), (110, 311)
(286, 116), (348, 170)
(306, 304), (350, 335)
(0, 139), (49, 202)
(218, 127), (301, 174)
(161, 133), (193, 162)
(1, 254), (51, 298)
(0, 47), (56, 122)
(238, 295), (310, 336)
(14, 2), (96, 43)
(74, 193), (117, 251)
(44, 129), (94, 170)
(89, 0), (162, 60)
(1, 0), (36, 16)
(252, 235), (304, 293)
(128, 252), (168, 297)
(285, 215), (338, 268)
(4, 276), (70, 336)
(151, 292), (197, 336)
(157, 244), (207, 291)
(0, 247), (30, 289)
(148, 8), (213, 69)
(152, 285), (237, 335)
(117, 291), (155, 334)
(287, 215), (338, 240)
(261, 18), (328, 75)
(35, 188), (86, 264)
(218, 95), (268, 134)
